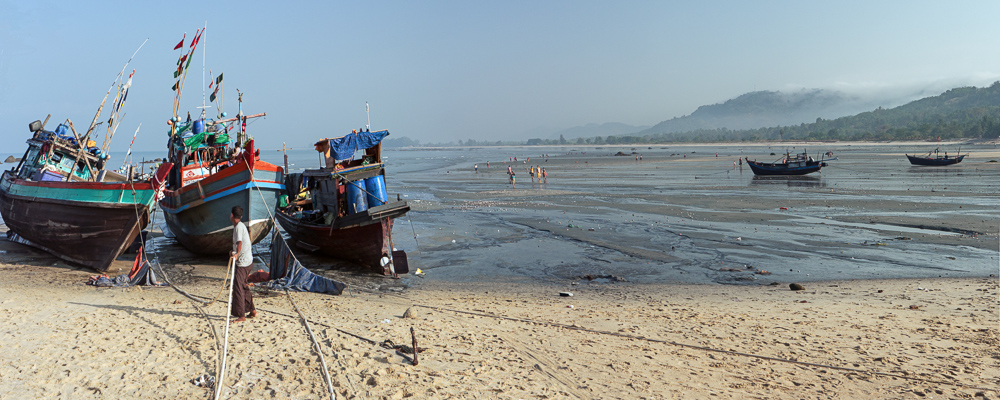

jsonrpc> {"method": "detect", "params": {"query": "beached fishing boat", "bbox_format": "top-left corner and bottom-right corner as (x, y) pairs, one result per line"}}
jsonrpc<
(745, 150), (826, 176)
(905, 148), (966, 166)
(158, 29), (284, 254)
(275, 129), (410, 276)
(159, 130), (283, 254)
(0, 117), (172, 272)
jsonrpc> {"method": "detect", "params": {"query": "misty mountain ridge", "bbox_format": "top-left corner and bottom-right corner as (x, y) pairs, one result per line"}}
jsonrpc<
(644, 82), (1000, 143)
(637, 89), (920, 136)
(543, 87), (936, 141)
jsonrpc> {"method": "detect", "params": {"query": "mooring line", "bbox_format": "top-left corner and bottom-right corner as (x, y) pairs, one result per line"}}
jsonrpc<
(285, 289), (338, 400)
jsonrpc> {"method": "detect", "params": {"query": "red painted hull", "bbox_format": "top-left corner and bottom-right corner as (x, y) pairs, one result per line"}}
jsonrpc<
(275, 211), (396, 275)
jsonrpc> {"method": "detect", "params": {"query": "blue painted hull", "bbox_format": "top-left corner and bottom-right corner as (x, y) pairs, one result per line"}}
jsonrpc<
(160, 162), (283, 255)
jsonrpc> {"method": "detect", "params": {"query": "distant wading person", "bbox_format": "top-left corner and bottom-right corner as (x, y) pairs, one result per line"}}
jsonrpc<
(229, 205), (256, 322)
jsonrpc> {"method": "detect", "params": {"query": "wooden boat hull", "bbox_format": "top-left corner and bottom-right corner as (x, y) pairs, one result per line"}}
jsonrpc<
(745, 159), (823, 176)
(0, 170), (163, 272)
(275, 201), (409, 275)
(906, 154), (965, 166)
(160, 158), (283, 255)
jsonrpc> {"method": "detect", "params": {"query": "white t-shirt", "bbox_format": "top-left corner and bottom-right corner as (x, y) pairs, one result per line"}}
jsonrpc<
(232, 221), (253, 267)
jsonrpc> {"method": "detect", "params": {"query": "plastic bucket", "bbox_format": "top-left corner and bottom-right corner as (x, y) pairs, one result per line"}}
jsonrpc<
(364, 175), (388, 207)
(345, 180), (368, 214)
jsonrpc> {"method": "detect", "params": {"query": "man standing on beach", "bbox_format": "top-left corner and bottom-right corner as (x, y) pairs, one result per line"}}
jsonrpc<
(229, 205), (256, 322)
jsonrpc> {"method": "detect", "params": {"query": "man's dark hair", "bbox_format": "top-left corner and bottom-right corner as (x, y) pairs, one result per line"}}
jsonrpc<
(231, 205), (244, 219)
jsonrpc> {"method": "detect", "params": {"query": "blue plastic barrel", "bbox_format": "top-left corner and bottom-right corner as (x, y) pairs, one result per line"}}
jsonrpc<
(345, 180), (368, 214)
(193, 119), (205, 135)
(364, 175), (388, 207)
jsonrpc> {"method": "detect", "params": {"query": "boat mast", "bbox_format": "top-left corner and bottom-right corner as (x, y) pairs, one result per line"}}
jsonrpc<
(91, 39), (147, 151)
(199, 21), (208, 120)
(237, 90), (244, 145)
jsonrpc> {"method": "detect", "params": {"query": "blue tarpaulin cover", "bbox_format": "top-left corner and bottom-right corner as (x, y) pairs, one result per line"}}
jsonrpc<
(328, 130), (389, 161)
(266, 229), (346, 295)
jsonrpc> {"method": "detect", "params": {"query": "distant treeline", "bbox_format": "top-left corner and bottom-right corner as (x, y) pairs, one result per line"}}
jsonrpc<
(384, 82), (1000, 147)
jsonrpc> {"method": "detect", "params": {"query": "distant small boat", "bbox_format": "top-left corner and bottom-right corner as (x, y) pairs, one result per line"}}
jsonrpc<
(906, 148), (966, 166)
(275, 129), (410, 276)
(745, 150), (826, 176)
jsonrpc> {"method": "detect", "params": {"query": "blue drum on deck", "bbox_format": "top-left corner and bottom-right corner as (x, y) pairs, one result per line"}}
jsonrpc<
(345, 180), (368, 214)
(364, 175), (388, 207)
(193, 119), (205, 135)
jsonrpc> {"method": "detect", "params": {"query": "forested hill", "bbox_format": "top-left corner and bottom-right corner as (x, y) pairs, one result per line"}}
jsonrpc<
(637, 89), (876, 135)
(631, 82), (1000, 143)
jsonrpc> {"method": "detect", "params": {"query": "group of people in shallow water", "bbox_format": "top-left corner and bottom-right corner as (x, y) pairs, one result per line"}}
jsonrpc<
(504, 164), (546, 188)
(472, 159), (549, 189)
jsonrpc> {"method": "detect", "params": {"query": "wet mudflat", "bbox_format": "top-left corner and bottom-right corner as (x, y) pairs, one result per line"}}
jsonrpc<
(370, 142), (1000, 286)
(10, 142), (993, 287)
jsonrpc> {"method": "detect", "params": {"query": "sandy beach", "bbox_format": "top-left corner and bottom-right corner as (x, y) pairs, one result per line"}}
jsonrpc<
(2, 143), (999, 399)
(0, 235), (996, 399)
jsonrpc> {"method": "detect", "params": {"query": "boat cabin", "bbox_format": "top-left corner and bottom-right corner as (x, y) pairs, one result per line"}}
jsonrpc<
(14, 120), (128, 183)
(167, 117), (237, 187)
(786, 152), (813, 168)
(283, 130), (394, 225)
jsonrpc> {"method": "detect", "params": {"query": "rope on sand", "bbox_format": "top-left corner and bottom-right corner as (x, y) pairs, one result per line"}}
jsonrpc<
(192, 303), (222, 372)
(285, 289), (337, 400)
(214, 257), (237, 400)
(137, 208), (229, 398)
(140, 204), (231, 308)
(411, 304), (997, 392)
(242, 156), (337, 399)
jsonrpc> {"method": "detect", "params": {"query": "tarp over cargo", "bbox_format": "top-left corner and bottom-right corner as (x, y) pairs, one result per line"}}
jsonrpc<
(327, 130), (389, 161)
(265, 229), (346, 295)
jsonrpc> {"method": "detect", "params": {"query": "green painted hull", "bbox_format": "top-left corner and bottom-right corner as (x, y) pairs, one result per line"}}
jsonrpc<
(0, 171), (164, 271)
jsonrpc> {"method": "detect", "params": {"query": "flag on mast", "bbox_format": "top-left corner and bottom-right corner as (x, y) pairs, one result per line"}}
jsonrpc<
(189, 28), (202, 48)
(210, 73), (222, 102)
(173, 33), (186, 50)
(114, 70), (135, 114)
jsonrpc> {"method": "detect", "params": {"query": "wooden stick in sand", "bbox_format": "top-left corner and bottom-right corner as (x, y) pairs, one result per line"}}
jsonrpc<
(411, 327), (419, 366)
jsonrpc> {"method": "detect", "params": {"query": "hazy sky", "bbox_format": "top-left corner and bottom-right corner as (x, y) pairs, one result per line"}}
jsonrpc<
(3, 1), (1000, 152)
